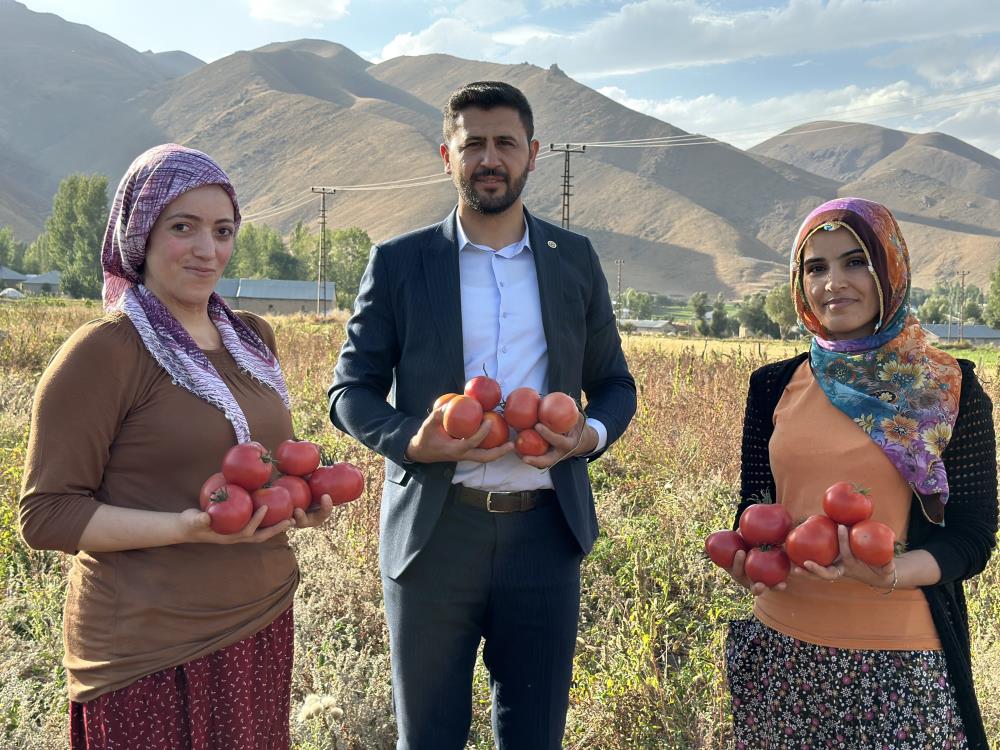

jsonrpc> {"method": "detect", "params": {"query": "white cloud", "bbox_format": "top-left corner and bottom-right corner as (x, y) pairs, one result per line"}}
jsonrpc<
(874, 39), (1000, 89)
(380, 0), (1000, 78)
(597, 81), (1000, 157)
(380, 17), (509, 61)
(249, 0), (349, 26)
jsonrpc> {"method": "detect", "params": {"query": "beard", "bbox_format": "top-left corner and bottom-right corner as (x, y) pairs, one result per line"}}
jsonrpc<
(454, 164), (530, 215)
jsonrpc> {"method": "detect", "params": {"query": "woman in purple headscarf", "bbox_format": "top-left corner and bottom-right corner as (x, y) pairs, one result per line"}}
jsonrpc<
(720, 198), (996, 749)
(19, 144), (335, 749)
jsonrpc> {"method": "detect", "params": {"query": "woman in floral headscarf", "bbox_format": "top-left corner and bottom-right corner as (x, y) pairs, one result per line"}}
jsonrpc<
(19, 144), (336, 749)
(721, 198), (996, 749)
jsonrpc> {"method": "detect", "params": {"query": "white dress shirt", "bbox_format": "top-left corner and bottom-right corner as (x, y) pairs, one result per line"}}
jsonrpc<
(453, 216), (607, 491)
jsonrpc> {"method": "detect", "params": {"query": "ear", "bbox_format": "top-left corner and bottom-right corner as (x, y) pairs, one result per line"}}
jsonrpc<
(527, 139), (540, 172)
(440, 143), (452, 175)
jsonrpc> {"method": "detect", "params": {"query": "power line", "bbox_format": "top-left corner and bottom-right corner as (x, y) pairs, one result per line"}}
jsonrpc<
(549, 143), (586, 229)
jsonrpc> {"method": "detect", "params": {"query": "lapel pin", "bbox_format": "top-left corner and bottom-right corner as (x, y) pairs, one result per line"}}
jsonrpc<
(547, 240), (557, 248)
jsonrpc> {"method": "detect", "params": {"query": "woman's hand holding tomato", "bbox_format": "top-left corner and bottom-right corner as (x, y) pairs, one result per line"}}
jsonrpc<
(723, 547), (788, 596)
(178, 504), (295, 545)
(792, 523), (895, 589)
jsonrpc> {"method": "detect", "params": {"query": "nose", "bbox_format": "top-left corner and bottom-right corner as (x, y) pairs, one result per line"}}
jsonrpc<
(481, 141), (500, 168)
(191, 228), (216, 258)
(824, 265), (848, 291)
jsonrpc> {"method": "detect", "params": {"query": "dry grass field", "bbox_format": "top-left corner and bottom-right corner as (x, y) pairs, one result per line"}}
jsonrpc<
(1, 299), (998, 749)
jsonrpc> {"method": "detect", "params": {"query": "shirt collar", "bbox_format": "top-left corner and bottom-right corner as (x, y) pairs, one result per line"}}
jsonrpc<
(456, 213), (531, 259)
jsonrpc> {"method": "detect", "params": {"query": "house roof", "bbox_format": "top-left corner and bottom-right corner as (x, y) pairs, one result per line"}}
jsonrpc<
(216, 278), (335, 302)
(0, 266), (26, 280)
(924, 323), (1000, 340)
(23, 271), (61, 284)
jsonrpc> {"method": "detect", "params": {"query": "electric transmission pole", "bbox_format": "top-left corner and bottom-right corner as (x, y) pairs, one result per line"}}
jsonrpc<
(615, 258), (624, 324)
(549, 143), (586, 229)
(958, 269), (969, 343)
(311, 187), (335, 316)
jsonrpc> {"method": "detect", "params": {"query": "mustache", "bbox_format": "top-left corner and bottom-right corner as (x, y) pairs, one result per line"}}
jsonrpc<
(473, 168), (508, 179)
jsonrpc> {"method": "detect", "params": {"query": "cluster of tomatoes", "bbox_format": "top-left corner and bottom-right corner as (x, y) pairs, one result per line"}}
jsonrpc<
(436, 375), (580, 456)
(198, 440), (365, 534)
(704, 482), (897, 587)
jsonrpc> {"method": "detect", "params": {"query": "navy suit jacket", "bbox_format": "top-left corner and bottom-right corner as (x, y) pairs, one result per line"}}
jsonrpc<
(329, 207), (636, 579)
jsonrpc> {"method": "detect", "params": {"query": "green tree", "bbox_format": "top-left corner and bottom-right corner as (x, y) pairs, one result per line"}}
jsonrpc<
(918, 295), (948, 324)
(0, 226), (27, 272)
(736, 291), (779, 338)
(764, 283), (798, 338)
(709, 294), (731, 338)
(985, 260), (1000, 328)
(688, 291), (709, 335)
(622, 288), (652, 319)
(32, 174), (109, 297)
(328, 227), (372, 309)
(229, 223), (302, 280)
(287, 220), (316, 278)
(963, 299), (983, 324)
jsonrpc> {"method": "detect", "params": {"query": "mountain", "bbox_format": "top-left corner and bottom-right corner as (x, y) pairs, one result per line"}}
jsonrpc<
(1, 2), (997, 296)
(751, 122), (1000, 290)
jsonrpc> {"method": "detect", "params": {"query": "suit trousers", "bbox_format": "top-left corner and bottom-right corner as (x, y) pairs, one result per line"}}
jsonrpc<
(381, 490), (584, 750)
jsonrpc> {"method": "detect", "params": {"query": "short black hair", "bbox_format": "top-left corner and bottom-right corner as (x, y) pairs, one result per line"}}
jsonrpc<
(442, 81), (534, 142)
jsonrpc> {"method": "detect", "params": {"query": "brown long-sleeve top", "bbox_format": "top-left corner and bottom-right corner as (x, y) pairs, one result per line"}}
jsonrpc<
(19, 310), (298, 703)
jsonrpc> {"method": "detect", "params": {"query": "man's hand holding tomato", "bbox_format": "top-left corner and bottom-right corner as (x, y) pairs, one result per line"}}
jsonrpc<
(405, 405), (515, 464)
(519, 410), (599, 469)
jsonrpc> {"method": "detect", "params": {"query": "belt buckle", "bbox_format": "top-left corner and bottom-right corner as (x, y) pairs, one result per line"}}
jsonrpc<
(485, 491), (512, 513)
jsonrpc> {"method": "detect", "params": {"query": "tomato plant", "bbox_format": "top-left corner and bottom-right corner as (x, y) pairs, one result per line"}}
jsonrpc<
(514, 428), (549, 457)
(274, 439), (321, 477)
(251, 485), (293, 528)
(443, 395), (484, 439)
(848, 519), (895, 567)
(745, 547), (791, 586)
(784, 515), (839, 567)
(464, 376), (502, 411)
(538, 392), (579, 434)
(274, 474), (312, 512)
(504, 387), (540, 430)
(822, 482), (873, 526)
(704, 530), (749, 569)
(205, 483), (253, 534)
(221, 442), (273, 491)
(308, 463), (365, 505)
(478, 411), (510, 450)
(738, 503), (793, 547)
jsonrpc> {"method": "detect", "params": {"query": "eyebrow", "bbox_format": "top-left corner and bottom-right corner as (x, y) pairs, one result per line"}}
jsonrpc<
(162, 212), (234, 224)
(803, 247), (865, 264)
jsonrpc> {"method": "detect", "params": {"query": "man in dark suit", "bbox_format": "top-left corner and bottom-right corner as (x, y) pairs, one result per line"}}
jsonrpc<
(328, 81), (636, 750)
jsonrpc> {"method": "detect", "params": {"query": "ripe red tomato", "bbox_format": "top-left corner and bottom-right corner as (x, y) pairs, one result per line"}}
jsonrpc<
(538, 392), (579, 434)
(434, 392), (460, 410)
(274, 439), (321, 477)
(222, 443), (273, 491)
(464, 376), (502, 411)
(704, 530), (749, 569)
(251, 485), (293, 528)
(744, 547), (791, 586)
(308, 463), (365, 506)
(504, 387), (540, 430)
(848, 520), (896, 567)
(274, 474), (312, 512)
(443, 395), (484, 439)
(738, 503), (793, 547)
(822, 482), (873, 526)
(478, 411), (510, 450)
(784, 515), (839, 568)
(514, 428), (549, 457)
(199, 471), (228, 511)
(204, 483), (253, 534)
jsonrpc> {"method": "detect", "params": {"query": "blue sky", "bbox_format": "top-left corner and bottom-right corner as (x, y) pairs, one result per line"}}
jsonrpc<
(23, 0), (1000, 155)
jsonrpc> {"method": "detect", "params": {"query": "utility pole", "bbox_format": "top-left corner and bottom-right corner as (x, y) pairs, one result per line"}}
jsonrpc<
(615, 258), (624, 324)
(311, 187), (335, 316)
(549, 143), (586, 229)
(958, 270), (969, 343)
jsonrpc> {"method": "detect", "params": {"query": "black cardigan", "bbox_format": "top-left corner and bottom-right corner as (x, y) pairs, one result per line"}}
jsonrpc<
(735, 353), (998, 750)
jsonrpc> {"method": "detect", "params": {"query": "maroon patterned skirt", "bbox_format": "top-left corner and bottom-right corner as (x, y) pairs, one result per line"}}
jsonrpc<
(70, 607), (294, 750)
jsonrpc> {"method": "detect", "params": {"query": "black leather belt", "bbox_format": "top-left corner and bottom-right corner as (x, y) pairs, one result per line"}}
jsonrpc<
(451, 485), (555, 513)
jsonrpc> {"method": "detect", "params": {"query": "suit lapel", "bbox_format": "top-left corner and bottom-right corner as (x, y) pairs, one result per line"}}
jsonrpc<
(526, 209), (564, 393)
(423, 208), (466, 390)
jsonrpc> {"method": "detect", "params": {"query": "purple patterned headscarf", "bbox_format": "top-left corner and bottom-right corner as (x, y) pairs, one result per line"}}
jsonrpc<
(101, 143), (289, 443)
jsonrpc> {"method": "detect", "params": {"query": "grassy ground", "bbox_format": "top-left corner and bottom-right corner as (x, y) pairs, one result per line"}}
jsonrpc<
(1, 300), (998, 749)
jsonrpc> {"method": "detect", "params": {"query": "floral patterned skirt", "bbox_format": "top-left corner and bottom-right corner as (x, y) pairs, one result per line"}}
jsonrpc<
(726, 616), (967, 749)
(70, 607), (294, 750)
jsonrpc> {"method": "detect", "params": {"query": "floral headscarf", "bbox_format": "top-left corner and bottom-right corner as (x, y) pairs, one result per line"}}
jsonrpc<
(791, 197), (961, 525)
(101, 143), (289, 443)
